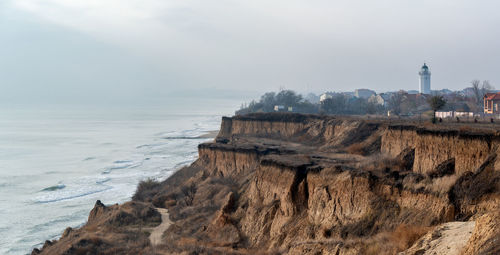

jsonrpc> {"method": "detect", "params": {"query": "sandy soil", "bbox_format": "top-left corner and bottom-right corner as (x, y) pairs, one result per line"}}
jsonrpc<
(402, 221), (475, 255)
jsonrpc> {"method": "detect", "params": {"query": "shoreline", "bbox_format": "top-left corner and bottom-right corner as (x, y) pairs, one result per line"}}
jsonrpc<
(196, 130), (219, 138)
(8, 116), (222, 255)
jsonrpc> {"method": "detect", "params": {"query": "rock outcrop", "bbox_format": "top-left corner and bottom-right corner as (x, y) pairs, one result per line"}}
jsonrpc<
(33, 113), (500, 255)
(461, 211), (500, 255)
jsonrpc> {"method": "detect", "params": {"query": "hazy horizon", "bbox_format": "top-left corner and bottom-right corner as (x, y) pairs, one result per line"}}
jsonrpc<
(1, 0), (500, 107)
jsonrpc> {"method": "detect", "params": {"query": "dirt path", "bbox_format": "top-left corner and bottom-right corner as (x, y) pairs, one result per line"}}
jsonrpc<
(149, 208), (172, 246)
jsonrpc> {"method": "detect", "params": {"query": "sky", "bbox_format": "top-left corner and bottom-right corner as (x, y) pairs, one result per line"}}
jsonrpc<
(1, 0), (500, 106)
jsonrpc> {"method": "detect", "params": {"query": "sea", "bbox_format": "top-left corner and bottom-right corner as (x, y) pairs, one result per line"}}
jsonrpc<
(0, 104), (233, 254)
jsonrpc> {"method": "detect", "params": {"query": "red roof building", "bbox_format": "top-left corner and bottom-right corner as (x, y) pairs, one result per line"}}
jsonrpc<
(483, 93), (500, 114)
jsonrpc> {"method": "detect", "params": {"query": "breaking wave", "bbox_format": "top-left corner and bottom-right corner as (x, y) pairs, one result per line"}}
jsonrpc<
(34, 185), (112, 204)
(41, 183), (66, 192)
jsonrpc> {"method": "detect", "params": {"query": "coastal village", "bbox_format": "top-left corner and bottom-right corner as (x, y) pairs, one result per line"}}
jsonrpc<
(240, 63), (500, 121)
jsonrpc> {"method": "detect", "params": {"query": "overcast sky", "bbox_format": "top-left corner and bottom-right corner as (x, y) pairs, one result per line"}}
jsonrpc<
(1, 0), (499, 106)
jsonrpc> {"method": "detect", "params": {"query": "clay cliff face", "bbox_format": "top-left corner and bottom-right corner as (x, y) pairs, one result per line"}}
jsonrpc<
(197, 143), (261, 178)
(382, 125), (500, 175)
(33, 113), (500, 255)
(218, 115), (381, 149)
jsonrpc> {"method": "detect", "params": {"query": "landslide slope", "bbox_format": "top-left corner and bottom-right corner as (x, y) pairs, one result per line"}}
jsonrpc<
(33, 113), (500, 255)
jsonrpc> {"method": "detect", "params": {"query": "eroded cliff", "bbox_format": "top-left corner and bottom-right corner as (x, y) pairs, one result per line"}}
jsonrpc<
(33, 113), (500, 255)
(382, 125), (500, 175)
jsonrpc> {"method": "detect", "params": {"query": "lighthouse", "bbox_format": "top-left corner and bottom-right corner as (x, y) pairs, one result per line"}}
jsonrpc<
(419, 63), (431, 94)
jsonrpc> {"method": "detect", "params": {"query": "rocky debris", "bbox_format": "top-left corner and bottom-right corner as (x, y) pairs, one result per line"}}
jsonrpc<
(397, 147), (415, 171)
(88, 200), (108, 224)
(61, 227), (73, 238)
(428, 158), (455, 178)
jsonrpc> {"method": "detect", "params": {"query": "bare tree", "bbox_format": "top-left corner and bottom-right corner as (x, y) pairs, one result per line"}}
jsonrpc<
(427, 95), (446, 123)
(181, 182), (197, 206)
(471, 79), (481, 104)
(388, 91), (405, 115)
(481, 80), (494, 95)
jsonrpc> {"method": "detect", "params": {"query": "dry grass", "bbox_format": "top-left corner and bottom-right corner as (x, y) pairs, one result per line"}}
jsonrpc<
(354, 224), (431, 255)
(356, 154), (400, 173)
(84, 224), (99, 232)
(459, 126), (474, 132)
(403, 174), (458, 195)
(428, 175), (459, 194)
(390, 224), (431, 250)
(346, 142), (366, 155)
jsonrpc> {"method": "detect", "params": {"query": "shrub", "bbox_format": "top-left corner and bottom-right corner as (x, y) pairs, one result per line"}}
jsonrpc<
(390, 224), (430, 251)
(132, 178), (162, 202)
(357, 224), (431, 255)
(181, 182), (197, 206)
(428, 175), (458, 195)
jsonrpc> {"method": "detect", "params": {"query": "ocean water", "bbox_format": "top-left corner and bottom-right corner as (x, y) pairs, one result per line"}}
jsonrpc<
(0, 106), (226, 254)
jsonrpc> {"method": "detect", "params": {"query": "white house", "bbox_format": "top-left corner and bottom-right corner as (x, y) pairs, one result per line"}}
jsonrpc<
(368, 94), (386, 106)
(435, 111), (474, 119)
(274, 105), (293, 112)
(319, 93), (333, 102)
(274, 105), (285, 111)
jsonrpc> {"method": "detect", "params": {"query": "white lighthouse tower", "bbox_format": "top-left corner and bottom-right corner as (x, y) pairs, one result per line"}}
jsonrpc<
(419, 63), (431, 94)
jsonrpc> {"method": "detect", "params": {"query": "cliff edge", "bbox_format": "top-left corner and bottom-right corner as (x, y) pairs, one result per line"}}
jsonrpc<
(33, 113), (500, 255)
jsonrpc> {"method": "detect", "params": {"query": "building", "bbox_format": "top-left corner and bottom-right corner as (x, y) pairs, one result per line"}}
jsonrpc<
(484, 92), (500, 114)
(354, 89), (376, 99)
(368, 94), (387, 106)
(274, 105), (293, 112)
(319, 93), (333, 102)
(419, 63), (431, 94)
(436, 111), (474, 119)
(274, 105), (285, 111)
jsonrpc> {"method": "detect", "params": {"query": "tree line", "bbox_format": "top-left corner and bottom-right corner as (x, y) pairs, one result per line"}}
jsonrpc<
(237, 80), (494, 117)
(236, 90), (384, 115)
